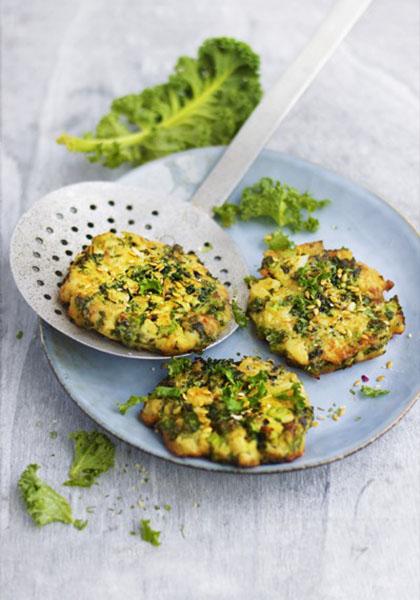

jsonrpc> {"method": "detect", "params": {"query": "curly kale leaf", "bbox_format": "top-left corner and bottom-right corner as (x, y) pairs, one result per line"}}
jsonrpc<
(239, 177), (330, 232)
(18, 464), (87, 529)
(213, 177), (330, 252)
(64, 431), (115, 487)
(57, 37), (262, 168)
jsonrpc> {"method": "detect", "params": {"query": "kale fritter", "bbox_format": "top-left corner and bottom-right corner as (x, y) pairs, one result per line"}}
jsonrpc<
(140, 356), (313, 467)
(59, 232), (232, 355)
(247, 241), (405, 377)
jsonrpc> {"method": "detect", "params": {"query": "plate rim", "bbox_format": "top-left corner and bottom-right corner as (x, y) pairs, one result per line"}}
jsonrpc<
(40, 147), (420, 474)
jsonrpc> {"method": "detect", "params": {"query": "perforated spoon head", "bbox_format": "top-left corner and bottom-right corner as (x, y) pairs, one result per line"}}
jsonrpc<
(10, 182), (249, 359)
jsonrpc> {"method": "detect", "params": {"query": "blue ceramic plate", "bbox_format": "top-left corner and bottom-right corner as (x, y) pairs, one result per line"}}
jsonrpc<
(41, 147), (420, 473)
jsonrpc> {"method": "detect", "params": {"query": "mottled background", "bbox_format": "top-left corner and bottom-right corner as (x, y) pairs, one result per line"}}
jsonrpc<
(1, 1), (419, 599)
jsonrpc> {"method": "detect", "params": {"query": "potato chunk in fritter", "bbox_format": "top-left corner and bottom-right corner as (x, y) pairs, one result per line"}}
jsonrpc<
(140, 356), (313, 467)
(59, 232), (231, 355)
(247, 241), (405, 377)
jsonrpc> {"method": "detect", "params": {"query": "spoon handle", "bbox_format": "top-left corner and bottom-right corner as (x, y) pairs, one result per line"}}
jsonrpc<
(191, 0), (372, 215)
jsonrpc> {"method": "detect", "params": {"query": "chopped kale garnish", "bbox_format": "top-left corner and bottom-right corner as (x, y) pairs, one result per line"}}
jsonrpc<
(167, 357), (193, 378)
(118, 395), (146, 415)
(232, 299), (248, 328)
(155, 386), (182, 399)
(139, 519), (161, 547)
(360, 386), (390, 398)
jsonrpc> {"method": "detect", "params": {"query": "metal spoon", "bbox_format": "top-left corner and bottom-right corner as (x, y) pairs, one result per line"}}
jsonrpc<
(10, 0), (372, 359)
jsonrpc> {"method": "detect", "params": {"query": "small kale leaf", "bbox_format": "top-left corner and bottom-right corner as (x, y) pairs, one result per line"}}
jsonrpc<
(118, 395), (146, 415)
(139, 519), (161, 547)
(64, 431), (115, 488)
(18, 464), (87, 530)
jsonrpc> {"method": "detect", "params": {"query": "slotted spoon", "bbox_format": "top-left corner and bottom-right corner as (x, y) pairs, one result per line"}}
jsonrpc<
(10, 0), (372, 359)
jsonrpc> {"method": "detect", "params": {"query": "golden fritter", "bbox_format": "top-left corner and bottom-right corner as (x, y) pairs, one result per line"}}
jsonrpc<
(59, 232), (232, 355)
(140, 356), (313, 467)
(247, 241), (405, 377)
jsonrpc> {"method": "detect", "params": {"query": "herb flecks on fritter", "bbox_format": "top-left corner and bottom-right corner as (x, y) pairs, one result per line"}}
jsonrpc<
(59, 232), (231, 355)
(247, 241), (405, 377)
(140, 356), (313, 467)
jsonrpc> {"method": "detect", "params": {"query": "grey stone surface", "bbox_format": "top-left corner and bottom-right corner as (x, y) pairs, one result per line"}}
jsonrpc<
(1, 1), (419, 599)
